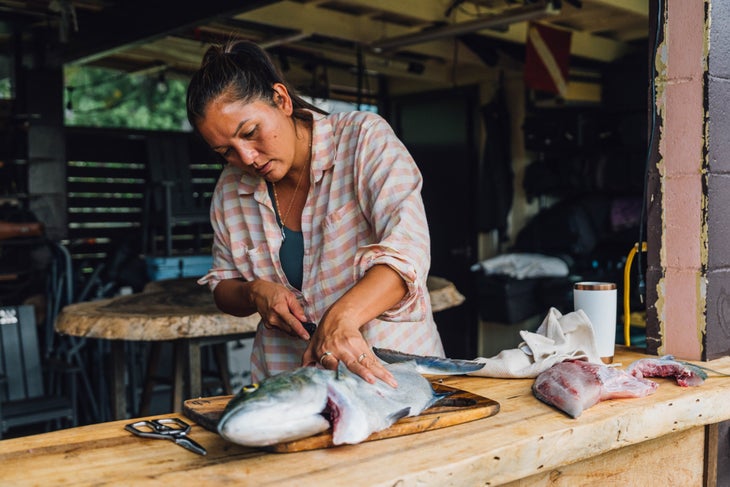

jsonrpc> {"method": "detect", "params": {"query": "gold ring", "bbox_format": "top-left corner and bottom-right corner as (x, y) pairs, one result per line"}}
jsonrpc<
(357, 352), (368, 363)
(319, 351), (334, 366)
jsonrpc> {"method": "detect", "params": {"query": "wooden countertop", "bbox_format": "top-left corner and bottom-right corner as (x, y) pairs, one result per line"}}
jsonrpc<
(3, 347), (728, 485)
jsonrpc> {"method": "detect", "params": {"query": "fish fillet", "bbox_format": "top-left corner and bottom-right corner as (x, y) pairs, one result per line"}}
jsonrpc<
(627, 355), (707, 387)
(532, 360), (658, 418)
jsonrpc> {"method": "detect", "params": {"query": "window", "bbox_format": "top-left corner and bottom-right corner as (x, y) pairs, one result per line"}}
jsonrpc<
(64, 66), (191, 131)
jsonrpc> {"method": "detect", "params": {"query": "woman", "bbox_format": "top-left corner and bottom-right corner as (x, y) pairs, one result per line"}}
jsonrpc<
(188, 40), (444, 387)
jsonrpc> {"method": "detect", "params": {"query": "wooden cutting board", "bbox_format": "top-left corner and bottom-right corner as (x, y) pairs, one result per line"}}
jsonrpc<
(183, 381), (499, 453)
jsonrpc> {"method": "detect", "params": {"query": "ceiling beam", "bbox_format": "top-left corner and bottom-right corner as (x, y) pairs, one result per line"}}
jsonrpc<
(318, 0), (453, 22)
(56, 0), (280, 65)
(370, 2), (557, 52)
(321, 0), (507, 23)
(272, 39), (479, 85)
(236, 1), (487, 66)
(588, 0), (649, 17)
(471, 19), (633, 63)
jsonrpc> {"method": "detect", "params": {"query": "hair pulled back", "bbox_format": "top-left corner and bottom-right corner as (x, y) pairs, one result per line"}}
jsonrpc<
(186, 39), (326, 130)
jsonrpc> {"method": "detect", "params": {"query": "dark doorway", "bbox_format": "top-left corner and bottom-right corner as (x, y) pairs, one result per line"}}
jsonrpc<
(389, 86), (480, 359)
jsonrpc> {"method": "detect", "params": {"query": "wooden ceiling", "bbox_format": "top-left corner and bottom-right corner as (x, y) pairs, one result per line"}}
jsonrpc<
(0, 0), (650, 97)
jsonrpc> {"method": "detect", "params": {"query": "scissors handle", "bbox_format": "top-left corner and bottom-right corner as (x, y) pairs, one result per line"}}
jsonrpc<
(125, 418), (207, 456)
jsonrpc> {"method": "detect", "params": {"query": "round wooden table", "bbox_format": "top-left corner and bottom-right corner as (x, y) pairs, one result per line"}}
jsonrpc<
(56, 279), (260, 341)
(55, 282), (260, 420)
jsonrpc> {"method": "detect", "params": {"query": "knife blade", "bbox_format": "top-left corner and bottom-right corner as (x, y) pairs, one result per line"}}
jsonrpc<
(302, 321), (317, 335)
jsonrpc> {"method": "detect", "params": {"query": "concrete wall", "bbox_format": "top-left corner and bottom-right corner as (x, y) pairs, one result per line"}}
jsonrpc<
(648, 0), (730, 360)
(647, 0), (707, 358)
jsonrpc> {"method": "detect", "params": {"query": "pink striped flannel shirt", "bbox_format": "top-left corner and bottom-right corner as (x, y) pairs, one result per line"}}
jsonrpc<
(198, 110), (444, 381)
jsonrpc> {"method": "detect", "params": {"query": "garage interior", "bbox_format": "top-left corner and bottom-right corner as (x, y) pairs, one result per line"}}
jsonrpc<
(0, 0), (652, 430)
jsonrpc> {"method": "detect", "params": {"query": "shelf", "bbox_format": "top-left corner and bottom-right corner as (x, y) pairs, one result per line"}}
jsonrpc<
(0, 236), (46, 247)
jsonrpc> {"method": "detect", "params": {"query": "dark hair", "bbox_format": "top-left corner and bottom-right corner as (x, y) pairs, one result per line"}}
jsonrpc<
(186, 39), (327, 129)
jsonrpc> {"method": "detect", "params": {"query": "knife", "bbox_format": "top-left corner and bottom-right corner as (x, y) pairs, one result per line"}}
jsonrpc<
(302, 321), (317, 335)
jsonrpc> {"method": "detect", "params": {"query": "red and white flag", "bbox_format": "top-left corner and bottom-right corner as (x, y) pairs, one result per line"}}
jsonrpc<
(524, 22), (572, 96)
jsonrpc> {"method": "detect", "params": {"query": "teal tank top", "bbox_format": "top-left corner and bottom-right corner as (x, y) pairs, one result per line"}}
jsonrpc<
(267, 182), (304, 290)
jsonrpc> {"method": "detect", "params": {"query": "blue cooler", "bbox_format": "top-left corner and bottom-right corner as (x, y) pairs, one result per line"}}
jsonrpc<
(145, 255), (213, 281)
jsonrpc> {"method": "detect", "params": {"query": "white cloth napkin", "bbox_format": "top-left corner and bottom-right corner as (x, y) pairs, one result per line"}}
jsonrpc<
(468, 307), (603, 378)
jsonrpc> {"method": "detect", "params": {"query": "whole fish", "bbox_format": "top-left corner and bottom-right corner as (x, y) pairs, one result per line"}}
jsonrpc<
(532, 360), (658, 418)
(217, 359), (461, 447)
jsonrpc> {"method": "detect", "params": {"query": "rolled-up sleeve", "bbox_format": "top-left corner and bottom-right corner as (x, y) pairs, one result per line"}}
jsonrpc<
(197, 169), (244, 291)
(351, 116), (431, 320)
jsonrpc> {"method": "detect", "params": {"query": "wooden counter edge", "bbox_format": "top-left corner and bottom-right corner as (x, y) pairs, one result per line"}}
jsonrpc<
(421, 348), (730, 486)
(3, 349), (730, 486)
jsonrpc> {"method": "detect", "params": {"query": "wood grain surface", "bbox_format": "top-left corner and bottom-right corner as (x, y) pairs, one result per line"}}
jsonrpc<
(183, 381), (500, 452)
(54, 289), (260, 340)
(5, 348), (730, 486)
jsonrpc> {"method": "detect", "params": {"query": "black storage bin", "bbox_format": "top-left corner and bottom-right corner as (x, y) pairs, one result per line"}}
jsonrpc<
(477, 274), (544, 324)
(537, 276), (580, 314)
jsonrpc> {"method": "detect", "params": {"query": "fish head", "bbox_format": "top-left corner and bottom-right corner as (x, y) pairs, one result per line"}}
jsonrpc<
(217, 366), (335, 447)
(326, 362), (391, 445)
(327, 361), (440, 445)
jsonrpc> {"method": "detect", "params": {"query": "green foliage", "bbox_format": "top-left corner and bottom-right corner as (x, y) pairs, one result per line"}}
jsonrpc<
(0, 77), (10, 99)
(64, 66), (191, 131)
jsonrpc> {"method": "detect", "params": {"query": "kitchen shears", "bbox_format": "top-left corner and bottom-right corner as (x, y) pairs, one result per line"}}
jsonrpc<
(125, 417), (207, 456)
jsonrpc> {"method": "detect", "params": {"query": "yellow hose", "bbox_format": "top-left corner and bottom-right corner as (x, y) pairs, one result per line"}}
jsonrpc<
(623, 242), (647, 346)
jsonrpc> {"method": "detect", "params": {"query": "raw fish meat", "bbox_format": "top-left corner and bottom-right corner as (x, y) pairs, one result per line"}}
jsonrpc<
(532, 360), (658, 418)
(627, 355), (707, 387)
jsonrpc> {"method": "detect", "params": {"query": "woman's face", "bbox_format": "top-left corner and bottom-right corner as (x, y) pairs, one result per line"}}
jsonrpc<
(197, 85), (296, 182)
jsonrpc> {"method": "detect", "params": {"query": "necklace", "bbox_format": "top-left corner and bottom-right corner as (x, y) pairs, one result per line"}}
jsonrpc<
(272, 135), (312, 240)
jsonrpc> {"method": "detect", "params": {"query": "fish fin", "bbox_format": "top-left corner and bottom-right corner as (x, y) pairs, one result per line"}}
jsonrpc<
(388, 407), (411, 423)
(426, 391), (456, 409)
(435, 390), (454, 402)
(335, 361), (349, 380)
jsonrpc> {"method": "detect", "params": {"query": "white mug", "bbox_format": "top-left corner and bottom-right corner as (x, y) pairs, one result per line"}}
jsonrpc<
(573, 282), (617, 363)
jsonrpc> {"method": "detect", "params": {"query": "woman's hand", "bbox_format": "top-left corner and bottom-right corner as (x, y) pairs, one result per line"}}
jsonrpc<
(212, 278), (310, 340)
(300, 265), (406, 387)
(302, 315), (397, 388)
(248, 280), (310, 340)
